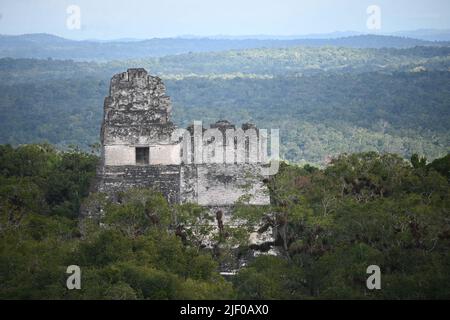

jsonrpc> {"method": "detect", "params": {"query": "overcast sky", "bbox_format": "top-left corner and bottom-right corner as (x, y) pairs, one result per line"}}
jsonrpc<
(0, 0), (449, 39)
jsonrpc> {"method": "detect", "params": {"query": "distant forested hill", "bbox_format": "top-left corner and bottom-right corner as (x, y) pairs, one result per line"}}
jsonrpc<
(2, 46), (450, 79)
(0, 33), (448, 61)
(0, 45), (449, 164)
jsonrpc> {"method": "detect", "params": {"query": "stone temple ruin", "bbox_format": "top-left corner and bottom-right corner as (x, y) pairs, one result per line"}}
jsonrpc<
(95, 68), (271, 215)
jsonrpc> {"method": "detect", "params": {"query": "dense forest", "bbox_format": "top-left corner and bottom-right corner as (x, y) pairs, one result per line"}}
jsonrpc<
(0, 33), (449, 299)
(0, 144), (449, 299)
(0, 45), (449, 165)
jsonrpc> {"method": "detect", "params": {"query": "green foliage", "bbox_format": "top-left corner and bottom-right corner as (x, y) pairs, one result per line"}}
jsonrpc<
(0, 144), (449, 299)
(1, 45), (449, 165)
(104, 189), (171, 237)
(0, 144), (98, 221)
(173, 203), (215, 249)
(427, 154), (450, 180)
(0, 154), (234, 299)
(234, 152), (450, 299)
(411, 153), (427, 169)
(234, 256), (303, 299)
(1, 39), (449, 300)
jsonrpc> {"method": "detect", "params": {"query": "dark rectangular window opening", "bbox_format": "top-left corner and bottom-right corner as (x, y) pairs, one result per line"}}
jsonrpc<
(136, 147), (149, 165)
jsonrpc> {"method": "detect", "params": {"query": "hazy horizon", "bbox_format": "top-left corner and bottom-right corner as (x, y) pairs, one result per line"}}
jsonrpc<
(3, 29), (450, 42)
(0, 0), (450, 40)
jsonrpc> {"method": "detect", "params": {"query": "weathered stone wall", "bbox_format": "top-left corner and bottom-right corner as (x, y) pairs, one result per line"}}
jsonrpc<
(98, 165), (180, 203)
(92, 68), (276, 272)
(101, 68), (177, 146)
(196, 164), (269, 206)
(96, 68), (270, 207)
(98, 68), (181, 200)
(104, 144), (181, 166)
(149, 144), (181, 165)
(104, 145), (135, 166)
(180, 164), (270, 206)
(179, 164), (198, 203)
